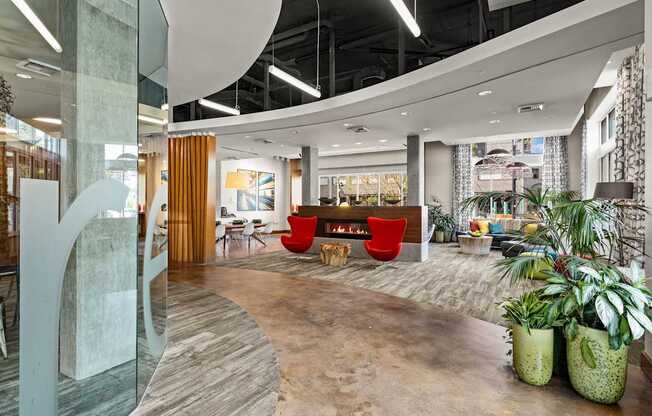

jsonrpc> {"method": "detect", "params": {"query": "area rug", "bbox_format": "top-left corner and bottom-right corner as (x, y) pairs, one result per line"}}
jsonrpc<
(216, 244), (529, 326)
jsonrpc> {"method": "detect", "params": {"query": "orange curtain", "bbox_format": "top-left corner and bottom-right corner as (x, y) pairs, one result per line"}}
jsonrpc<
(168, 135), (216, 263)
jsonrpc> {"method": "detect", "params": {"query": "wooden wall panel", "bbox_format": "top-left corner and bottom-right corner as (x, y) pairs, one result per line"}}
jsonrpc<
(168, 135), (216, 263)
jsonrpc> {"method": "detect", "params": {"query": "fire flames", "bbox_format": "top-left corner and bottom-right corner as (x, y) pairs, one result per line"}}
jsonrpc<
(328, 223), (369, 235)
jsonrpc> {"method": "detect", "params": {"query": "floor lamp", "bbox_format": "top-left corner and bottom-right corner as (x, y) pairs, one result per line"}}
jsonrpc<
(594, 181), (635, 266)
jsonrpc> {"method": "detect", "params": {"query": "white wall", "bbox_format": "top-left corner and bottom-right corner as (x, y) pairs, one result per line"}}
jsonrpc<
(220, 158), (290, 230)
(424, 142), (453, 212)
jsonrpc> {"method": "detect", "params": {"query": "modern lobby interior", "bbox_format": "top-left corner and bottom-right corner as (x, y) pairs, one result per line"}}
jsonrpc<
(1, 0), (652, 415)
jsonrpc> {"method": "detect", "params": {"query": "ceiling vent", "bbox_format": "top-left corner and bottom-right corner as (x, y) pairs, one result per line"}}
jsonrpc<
(16, 59), (61, 77)
(347, 125), (369, 134)
(517, 103), (545, 114)
(254, 138), (274, 144)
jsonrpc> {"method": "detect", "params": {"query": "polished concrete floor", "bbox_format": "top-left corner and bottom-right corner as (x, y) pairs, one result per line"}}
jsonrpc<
(171, 264), (652, 416)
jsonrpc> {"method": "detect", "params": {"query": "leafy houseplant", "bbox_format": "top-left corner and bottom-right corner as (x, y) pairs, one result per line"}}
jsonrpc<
(501, 291), (558, 386)
(542, 259), (652, 403)
(463, 187), (652, 403)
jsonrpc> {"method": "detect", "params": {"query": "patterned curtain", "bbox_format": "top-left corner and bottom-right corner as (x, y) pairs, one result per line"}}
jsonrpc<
(452, 144), (473, 230)
(613, 46), (645, 263)
(580, 121), (588, 199)
(542, 136), (569, 193)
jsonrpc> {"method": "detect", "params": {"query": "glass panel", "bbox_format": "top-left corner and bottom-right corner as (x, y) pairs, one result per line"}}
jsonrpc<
(380, 173), (404, 206)
(359, 174), (379, 206)
(319, 177), (330, 199)
(337, 176), (358, 205)
(601, 118), (608, 144)
(137, 0), (169, 405)
(608, 109), (616, 140)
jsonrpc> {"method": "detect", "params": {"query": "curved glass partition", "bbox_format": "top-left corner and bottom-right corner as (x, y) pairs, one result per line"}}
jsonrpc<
(0, 0), (167, 414)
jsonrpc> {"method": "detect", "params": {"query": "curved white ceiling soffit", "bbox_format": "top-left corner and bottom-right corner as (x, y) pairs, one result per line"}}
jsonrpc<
(169, 0), (642, 137)
(161, 0), (282, 106)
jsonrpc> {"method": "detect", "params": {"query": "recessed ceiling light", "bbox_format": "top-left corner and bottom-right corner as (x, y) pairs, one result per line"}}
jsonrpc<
(245, 135), (251, 139)
(16, 73), (32, 79)
(343, 123), (352, 127)
(332, 144), (341, 147)
(379, 139), (388, 143)
(478, 90), (492, 96)
(34, 117), (62, 125)
(400, 111), (408, 116)
(161, 103), (169, 111)
(423, 127), (431, 132)
(489, 119), (501, 124)
(0, 127), (18, 134)
(607, 60), (613, 64)
(355, 142), (363, 145)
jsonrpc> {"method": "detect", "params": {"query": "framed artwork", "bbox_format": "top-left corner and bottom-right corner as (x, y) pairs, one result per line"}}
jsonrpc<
(257, 172), (275, 210)
(236, 169), (257, 211)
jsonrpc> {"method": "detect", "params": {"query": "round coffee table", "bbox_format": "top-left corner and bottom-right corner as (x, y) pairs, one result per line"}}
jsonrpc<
(458, 235), (493, 255)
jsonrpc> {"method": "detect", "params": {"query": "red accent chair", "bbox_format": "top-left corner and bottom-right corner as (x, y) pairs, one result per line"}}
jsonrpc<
(364, 217), (407, 263)
(281, 216), (318, 254)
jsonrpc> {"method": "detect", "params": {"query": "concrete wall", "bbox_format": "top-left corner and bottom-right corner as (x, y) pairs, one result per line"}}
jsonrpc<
(424, 142), (454, 212)
(319, 150), (406, 176)
(220, 158), (290, 230)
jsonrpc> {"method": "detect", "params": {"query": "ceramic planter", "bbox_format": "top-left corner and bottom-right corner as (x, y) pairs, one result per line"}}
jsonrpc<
(435, 230), (445, 243)
(512, 324), (554, 386)
(567, 325), (629, 404)
(443, 230), (452, 242)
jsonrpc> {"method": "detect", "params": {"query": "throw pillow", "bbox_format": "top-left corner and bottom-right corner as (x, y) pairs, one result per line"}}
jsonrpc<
(489, 222), (504, 234)
(524, 223), (539, 235)
(469, 221), (480, 232)
(476, 220), (490, 234)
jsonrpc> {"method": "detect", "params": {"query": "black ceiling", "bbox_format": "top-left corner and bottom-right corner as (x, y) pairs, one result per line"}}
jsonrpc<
(173, 0), (583, 122)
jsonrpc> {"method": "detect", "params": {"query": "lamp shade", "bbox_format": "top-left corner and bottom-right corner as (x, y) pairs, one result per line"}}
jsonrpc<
(593, 182), (634, 200)
(225, 171), (250, 190)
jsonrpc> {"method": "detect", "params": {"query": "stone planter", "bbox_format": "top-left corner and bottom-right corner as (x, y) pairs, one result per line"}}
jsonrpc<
(434, 230), (445, 243)
(512, 324), (553, 386)
(567, 325), (629, 404)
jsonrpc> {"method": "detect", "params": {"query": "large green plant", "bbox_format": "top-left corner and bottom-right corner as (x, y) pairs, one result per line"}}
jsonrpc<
(542, 259), (652, 351)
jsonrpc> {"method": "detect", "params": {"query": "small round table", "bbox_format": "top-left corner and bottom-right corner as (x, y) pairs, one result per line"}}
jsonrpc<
(458, 235), (493, 255)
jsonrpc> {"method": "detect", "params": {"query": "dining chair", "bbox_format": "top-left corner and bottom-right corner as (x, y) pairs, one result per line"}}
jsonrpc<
(242, 222), (256, 250)
(256, 223), (274, 244)
(216, 224), (227, 254)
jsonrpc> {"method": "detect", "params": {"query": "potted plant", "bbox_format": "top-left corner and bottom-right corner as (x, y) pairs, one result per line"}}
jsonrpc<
(464, 187), (651, 404)
(441, 214), (456, 242)
(541, 259), (652, 404)
(500, 291), (557, 386)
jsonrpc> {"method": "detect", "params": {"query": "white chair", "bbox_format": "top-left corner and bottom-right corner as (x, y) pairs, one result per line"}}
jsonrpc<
(242, 222), (256, 249)
(256, 223), (274, 246)
(216, 224), (227, 253)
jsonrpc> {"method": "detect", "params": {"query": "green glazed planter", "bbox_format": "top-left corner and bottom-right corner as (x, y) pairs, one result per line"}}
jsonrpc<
(512, 324), (554, 386)
(567, 325), (629, 404)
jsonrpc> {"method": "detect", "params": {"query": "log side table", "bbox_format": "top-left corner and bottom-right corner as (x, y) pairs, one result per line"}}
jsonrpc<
(320, 242), (352, 266)
(458, 235), (493, 255)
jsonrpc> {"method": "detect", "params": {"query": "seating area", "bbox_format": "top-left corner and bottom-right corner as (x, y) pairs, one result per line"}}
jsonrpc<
(1, 1), (651, 416)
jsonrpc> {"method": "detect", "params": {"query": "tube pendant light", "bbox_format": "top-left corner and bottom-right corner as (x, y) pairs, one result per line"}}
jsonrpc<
(389, 0), (421, 37)
(10, 0), (62, 52)
(198, 98), (241, 116)
(268, 0), (322, 99)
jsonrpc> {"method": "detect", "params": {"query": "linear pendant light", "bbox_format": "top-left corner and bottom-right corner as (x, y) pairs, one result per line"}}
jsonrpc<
(198, 98), (241, 116)
(10, 0), (63, 53)
(138, 114), (167, 125)
(269, 65), (322, 99)
(389, 0), (421, 37)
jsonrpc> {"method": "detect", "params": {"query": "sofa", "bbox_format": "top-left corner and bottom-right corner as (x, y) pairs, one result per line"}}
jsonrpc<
(457, 219), (541, 251)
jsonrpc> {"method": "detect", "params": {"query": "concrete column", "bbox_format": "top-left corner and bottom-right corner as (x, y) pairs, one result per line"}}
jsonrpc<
(301, 146), (319, 206)
(407, 134), (424, 206)
(59, 0), (138, 380)
(643, 0), (652, 369)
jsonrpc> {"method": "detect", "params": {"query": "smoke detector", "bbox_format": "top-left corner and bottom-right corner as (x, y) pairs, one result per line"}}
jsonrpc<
(517, 103), (545, 114)
(347, 125), (369, 134)
(16, 59), (60, 77)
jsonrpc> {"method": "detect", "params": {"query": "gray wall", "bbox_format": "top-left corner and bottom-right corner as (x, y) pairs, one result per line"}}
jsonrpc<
(567, 87), (613, 196)
(424, 142), (453, 212)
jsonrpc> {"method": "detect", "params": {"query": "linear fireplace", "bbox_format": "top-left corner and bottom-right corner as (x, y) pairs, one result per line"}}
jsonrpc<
(325, 221), (370, 239)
